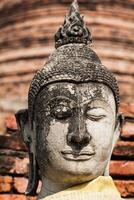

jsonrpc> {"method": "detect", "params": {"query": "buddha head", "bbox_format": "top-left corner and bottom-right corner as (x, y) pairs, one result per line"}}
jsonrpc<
(15, 0), (123, 198)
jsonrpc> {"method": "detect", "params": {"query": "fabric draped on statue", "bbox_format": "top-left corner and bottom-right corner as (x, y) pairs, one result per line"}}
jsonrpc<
(41, 176), (123, 200)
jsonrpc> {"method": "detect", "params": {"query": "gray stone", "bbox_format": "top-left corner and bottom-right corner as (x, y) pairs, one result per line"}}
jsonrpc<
(15, 0), (123, 199)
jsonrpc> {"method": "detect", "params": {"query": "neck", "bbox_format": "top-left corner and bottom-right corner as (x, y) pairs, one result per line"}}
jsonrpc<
(38, 177), (72, 200)
(38, 163), (110, 200)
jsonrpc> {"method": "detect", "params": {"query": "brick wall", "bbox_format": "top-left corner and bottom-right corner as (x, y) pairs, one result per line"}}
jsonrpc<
(0, 0), (134, 199)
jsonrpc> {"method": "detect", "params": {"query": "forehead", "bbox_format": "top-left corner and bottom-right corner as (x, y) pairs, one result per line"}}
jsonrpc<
(37, 82), (116, 110)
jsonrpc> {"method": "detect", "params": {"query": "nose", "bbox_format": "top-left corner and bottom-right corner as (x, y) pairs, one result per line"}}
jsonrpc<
(67, 115), (91, 148)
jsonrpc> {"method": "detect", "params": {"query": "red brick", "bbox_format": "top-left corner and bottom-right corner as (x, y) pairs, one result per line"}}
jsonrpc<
(119, 103), (134, 117)
(115, 180), (134, 197)
(0, 134), (27, 151)
(0, 112), (18, 135)
(0, 176), (41, 196)
(103, 58), (134, 75)
(13, 178), (41, 194)
(0, 176), (12, 192)
(0, 0), (133, 199)
(5, 115), (18, 131)
(14, 177), (28, 194)
(0, 59), (43, 77)
(110, 161), (134, 176)
(10, 157), (29, 174)
(0, 195), (36, 200)
(0, 114), (6, 135)
(121, 122), (134, 139)
(113, 140), (134, 157)
(0, 83), (28, 113)
(117, 75), (134, 104)
(0, 156), (29, 175)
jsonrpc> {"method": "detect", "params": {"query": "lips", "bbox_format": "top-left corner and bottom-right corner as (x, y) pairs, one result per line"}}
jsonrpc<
(61, 149), (95, 161)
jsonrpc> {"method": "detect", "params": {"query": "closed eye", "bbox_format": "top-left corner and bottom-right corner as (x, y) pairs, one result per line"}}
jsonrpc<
(86, 107), (106, 121)
(86, 114), (106, 121)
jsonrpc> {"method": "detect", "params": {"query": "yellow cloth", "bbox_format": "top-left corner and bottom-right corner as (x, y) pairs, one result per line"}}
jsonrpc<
(43, 176), (122, 200)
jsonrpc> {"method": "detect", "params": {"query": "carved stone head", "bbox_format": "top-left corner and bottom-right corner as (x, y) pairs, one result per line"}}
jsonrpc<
(15, 0), (123, 198)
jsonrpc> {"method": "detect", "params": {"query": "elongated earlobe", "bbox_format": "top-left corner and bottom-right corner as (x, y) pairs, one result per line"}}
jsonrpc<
(15, 109), (39, 196)
(25, 149), (39, 196)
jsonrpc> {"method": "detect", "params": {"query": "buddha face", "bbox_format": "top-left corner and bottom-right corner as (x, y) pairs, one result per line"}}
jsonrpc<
(34, 82), (117, 186)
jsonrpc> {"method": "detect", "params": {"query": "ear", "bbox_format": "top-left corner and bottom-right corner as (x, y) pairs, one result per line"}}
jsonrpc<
(15, 109), (30, 144)
(112, 113), (125, 146)
(15, 109), (39, 196)
(104, 113), (125, 176)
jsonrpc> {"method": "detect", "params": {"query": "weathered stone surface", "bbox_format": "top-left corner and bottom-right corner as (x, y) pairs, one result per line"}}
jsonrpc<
(1, 134), (134, 158)
(0, 0), (133, 198)
(0, 0), (133, 112)
(0, 139), (133, 181)
(0, 83), (133, 117)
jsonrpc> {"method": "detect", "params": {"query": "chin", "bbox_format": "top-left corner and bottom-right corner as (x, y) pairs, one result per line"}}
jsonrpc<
(57, 172), (99, 186)
(55, 164), (102, 181)
(64, 162), (106, 180)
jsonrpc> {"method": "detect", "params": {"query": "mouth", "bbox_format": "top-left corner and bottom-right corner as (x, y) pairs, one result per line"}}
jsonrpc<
(61, 150), (95, 161)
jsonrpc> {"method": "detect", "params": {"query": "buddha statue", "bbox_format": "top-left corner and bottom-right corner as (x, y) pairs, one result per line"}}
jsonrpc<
(15, 0), (124, 199)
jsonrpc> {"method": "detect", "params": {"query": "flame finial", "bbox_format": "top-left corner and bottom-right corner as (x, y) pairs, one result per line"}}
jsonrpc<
(55, 0), (92, 48)
(70, 0), (79, 14)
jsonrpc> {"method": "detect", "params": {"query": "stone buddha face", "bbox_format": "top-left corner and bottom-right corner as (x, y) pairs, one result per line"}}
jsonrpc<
(34, 82), (119, 189)
(15, 1), (122, 197)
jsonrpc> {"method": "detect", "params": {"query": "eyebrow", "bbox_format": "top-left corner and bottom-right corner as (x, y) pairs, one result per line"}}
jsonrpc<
(49, 96), (74, 102)
(45, 96), (77, 106)
(45, 88), (77, 100)
(86, 99), (115, 114)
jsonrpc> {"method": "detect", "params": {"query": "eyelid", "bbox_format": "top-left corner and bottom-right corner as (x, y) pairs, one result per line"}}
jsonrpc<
(86, 107), (107, 117)
(86, 115), (106, 121)
(87, 107), (106, 112)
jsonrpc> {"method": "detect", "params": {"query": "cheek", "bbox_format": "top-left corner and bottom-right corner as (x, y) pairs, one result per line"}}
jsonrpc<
(86, 118), (116, 165)
(36, 121), (69, 170)
(46, 121), (69, 150)
(86, 118), (115, 147)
